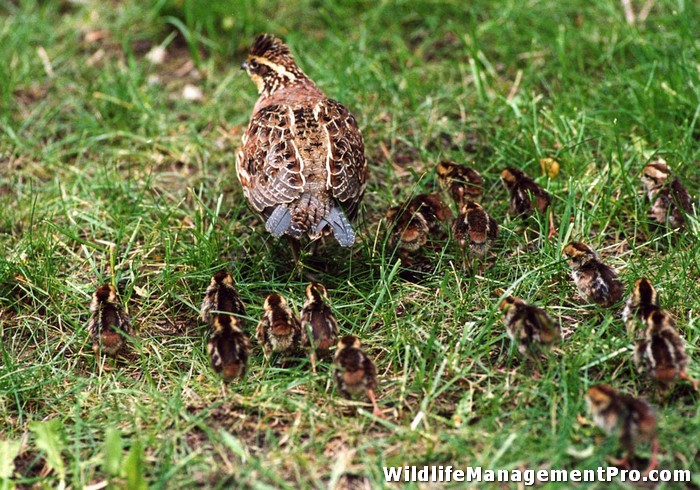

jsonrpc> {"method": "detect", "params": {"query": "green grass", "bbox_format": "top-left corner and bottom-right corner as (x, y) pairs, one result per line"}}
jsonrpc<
(1, 0), (699, 488)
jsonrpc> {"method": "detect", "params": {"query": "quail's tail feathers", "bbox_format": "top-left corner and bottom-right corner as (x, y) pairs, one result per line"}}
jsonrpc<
(265, 199), (355, 247)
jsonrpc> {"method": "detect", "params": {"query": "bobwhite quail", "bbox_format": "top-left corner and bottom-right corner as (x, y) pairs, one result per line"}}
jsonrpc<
(200, 271), (250, 382)
(621, 277), (659, 336)
(641, 159), (693, 229)
(301, 282), (339, 373)
(563, 241), (624, 307)
(585, 384), (659, 475)
(435, 160), (483, 207)
(237, 34), (367, 251)
(499, 296), (560, 360)
(634, 309), (698, 393)
(88, 284), (132, 357)
(500, 167), (557, 239)
(256, 292), (302, 358)
(451, 200), (498, 273)
(386, 193), (452, 253)
(334, 335), (384, 418)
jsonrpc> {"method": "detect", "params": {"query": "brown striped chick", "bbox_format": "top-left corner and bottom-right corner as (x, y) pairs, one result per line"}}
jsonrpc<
(621, 278), (659, 336)
(500, 167), (556, 239)
(641, 160), (693, 229)
(435, 160), (483, 207)
(88, 284), (131, 357)
(301, 282), (339, 373)
(256, 293), (302, 358)
(200, 271), (246, 326)
(334, 335), (384, 418)
(634, 309), (698, 393)
(586, 384), (659, 475)
(386, 193), (452, 253)
(499, 296), (560, 360)
(563, 242), (624, 307)
(200, 271), (250, 381)
(452, 200), (499, 273)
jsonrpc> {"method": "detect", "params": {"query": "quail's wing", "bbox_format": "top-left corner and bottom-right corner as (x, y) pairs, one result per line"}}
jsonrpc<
(318, 99), (367, 218)
(236, 104), (305, 213)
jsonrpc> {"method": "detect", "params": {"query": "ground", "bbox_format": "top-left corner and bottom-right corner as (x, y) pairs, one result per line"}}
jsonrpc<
(1, 0), (699, 488)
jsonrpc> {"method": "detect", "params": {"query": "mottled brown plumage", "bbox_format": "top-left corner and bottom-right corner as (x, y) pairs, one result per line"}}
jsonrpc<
(88, 284), (131, 357)
(334, 335), (383, 418)
(386, 193), (452, 252)
(436, 160), (483, 206)
(256, 293), (302, 358)
(237, 34), (367, 247)
(200, 271), (250, 381)
(500, 167), (556, 239)
(641, 160), (693, 229)
(452, 200), (498, 271)
(622, 278), (659, 336)
(301, 282), (339, 372)
(499, 296), (560, 359)
(563, 242), (624, 307)
(634, 309), (697, 393)
(586, 384), (659, 475)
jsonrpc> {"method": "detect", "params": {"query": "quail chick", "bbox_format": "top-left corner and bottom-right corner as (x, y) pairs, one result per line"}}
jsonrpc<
(452, 200), (499, 273)
(621, 278), (659, 336)
(563, 242), (624, 307)
(585, 384), (659, 475)
(88, 284), (131, 357)
(208, 315), (251, 382)
(301, 282), (339, 372)
(634, 309), (698, 393)
(499, 296), (560, 360)
(237, 34), (367, 254)
(334, 335), (384, 418)
(256, 293), (302, 358)
(200, 271), (250, 381)
(436, 160), (483, 206)
(641, 160), (693, 229)
(500, 167), (556, 239)
(386, 193), (452, 253)
(200, 271), (247, 325)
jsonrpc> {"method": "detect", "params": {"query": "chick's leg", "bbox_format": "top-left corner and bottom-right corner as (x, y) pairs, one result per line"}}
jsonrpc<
(366, 388), (385, 419)
(643, 438), (660, 477)
(547, 210), (557, 241)
(679, 371), (699, 391)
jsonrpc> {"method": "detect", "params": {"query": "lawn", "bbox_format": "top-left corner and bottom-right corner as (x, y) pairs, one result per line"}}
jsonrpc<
(1, 0), (699, 488)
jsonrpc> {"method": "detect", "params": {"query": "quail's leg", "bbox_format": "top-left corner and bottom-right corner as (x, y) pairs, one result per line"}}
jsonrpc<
(366, 388), (385, 419)
(547, 210), (557, 241)
(679, 371), (699, 391)
(642, 438), (659, 476)
(309, 351), (318, 375)
(609, 456), (631, 469)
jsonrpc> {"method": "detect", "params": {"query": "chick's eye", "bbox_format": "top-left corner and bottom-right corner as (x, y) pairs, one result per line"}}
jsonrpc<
(250, 60), (259, 70)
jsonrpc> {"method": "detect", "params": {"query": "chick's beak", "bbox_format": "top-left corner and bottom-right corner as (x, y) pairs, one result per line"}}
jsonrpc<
(241, 60), (248, 71)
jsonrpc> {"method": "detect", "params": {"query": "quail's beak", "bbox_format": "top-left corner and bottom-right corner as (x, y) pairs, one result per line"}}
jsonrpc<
(241, 60), (248, 71)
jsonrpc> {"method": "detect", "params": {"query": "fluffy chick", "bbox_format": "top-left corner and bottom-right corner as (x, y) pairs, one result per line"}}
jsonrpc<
(301, 282), (339, 372)
(500, 166), (556, 239)
(200, 271), (250, 381)
(634, 309), (698, 393)
(208, 315), (251, 382)
(586, 384), (659, 475)
(435, 160), (483, 206)
(334, 335), (383, 418)
(88, 284), (131, 357)
(452, 200), (499, 272)
(641, 160), (693, 229)
(386, 193), (452, 253)
(256, 293), (302, 358)
(621, 278), (659, 336)
(563, 242), (624, 307)
(499, 296), (560, 359)
(200, 271), (246, 325)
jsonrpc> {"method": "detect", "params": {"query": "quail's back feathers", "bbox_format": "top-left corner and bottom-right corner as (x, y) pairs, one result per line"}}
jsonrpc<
(563, 242), (624, 307)
(301, 283), (339, 352)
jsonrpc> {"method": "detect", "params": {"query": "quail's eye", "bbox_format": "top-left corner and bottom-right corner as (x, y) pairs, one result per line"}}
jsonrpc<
(250, 60), (259, 70)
